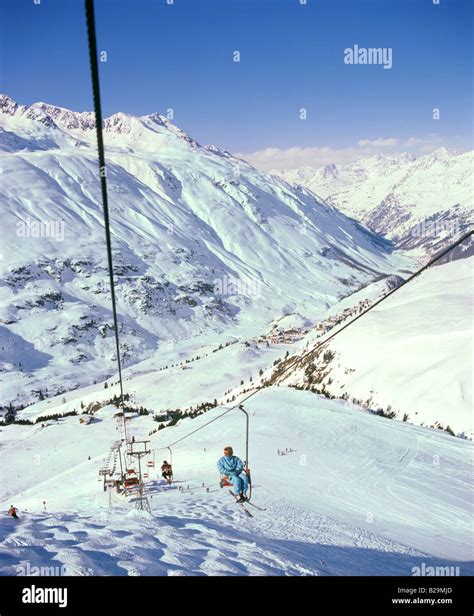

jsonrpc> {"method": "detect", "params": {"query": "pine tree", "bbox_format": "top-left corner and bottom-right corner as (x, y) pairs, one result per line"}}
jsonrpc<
(4, 403), (16, 425)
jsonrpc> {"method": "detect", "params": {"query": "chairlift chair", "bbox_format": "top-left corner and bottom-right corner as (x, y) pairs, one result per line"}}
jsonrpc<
(124, 469), (139, 488)
(219, 466), (251, 490)
(219, 475), (233, 488)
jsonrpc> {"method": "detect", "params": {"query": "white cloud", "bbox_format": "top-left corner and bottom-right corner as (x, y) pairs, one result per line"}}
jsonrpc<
(358, 137), (399, 147)
(404, 137), (424, 147)
(238, 146), (364, 172)
(238, 135), (449, 172)
(403, 136), (444, 149)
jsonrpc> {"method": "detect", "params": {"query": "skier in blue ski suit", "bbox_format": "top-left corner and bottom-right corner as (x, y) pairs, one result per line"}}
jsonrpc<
(217, 446), (249, 501)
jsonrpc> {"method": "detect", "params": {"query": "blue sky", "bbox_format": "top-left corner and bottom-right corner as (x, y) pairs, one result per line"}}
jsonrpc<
(1, 0), (472, 168)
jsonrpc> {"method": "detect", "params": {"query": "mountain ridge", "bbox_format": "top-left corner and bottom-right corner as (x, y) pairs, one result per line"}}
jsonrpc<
(0, 95), (414, 407)
(271, 149), (473, 258)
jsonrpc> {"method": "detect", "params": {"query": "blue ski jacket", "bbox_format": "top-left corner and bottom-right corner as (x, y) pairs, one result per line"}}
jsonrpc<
(217, 455), (244, 477)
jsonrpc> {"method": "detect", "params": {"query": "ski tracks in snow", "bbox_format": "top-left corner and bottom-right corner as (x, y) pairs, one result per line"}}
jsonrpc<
(0, 483), (437, 577)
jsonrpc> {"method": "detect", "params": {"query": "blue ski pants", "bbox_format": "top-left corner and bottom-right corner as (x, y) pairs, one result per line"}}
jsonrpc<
(231, 472), (249, 495)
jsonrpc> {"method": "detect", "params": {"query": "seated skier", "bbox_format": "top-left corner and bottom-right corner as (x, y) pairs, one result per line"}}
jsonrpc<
(7, 505), (19, 519)
(217, 446), (249, 502)
(161, 460), (173, 483)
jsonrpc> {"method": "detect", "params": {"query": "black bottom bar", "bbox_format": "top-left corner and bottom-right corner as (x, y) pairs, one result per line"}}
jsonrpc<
(0, 575), (471, 613)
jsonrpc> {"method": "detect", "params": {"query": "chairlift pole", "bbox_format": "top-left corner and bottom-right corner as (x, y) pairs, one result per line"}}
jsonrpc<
(237, 404), (249, 469)
(128, 440), (151, 512)
(117, 440), (124, 482)
(121, 399), (129, 449)
(153, 446), (173, 468)
(137, 454), (143, 498)
(237, 404), (251, 501)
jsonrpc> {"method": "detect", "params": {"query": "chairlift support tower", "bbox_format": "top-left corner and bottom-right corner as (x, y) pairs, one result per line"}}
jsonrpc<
(128, 440), (152, 512)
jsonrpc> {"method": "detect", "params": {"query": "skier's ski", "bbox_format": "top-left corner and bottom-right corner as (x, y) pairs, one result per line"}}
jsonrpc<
(237, 503), (253, 517)
(228, 490), (253, 517)
(244, 500), (267, 512)
(227, 489), (266, 511)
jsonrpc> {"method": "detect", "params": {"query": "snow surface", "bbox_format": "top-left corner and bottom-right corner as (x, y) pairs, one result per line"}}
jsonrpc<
(1, 388), (472, 576)
(280, 257), (474, 436)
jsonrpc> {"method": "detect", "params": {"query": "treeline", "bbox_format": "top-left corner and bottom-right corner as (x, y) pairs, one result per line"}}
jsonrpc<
(0, 391), (152, 426)
(0, 409), (78, 426)
(149, 399), (220, 435)
(289, 384), (457, 437)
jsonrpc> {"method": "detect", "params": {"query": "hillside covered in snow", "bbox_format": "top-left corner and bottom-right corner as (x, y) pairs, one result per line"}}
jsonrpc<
(0, 95), (415, 408)
(272, 257), (473, 437)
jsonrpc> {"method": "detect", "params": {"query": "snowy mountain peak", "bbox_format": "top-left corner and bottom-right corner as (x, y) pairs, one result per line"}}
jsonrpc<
(103, 112), (137, 134)
(145, 111), (169, 127)
(424, 146), (459, 162)
(31, 102), (96, 132)
(0, 96), (200, 149)
(0, 94), (18, 115)
(142, 111), (200, 147)
(0, 95), (96, 133)
(320, 163), (339, 179)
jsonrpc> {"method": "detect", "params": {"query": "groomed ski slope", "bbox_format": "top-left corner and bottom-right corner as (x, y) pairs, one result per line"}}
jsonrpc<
(1, 388), (472, 576)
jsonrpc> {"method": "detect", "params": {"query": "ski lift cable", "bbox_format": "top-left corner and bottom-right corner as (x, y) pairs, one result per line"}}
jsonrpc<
(167, 405), (243, 450)
(158, 230), (472, 458)
(85, 0), (127, 447)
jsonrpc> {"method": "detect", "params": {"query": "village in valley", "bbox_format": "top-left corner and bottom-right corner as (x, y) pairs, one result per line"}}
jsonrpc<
(257, 297), (373, 346)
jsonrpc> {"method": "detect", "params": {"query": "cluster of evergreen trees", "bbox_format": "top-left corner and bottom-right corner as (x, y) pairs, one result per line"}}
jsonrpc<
(0, 403), (20, 425)
(0, 409), (79, 426)
(35, 410), (78, 424)
(149, 398), (220, 435)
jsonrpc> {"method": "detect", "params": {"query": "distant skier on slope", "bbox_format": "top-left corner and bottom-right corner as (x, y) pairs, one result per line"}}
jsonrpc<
(161, 461), (173, 484)
(7, 505), (18, 519)
(217, 446), (249, 503)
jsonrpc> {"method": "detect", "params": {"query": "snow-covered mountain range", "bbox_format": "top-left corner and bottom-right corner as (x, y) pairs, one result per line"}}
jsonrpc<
(271, 150), (473, 258)
(0, 95), (414, 407)
(0, 94), (471, 577)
